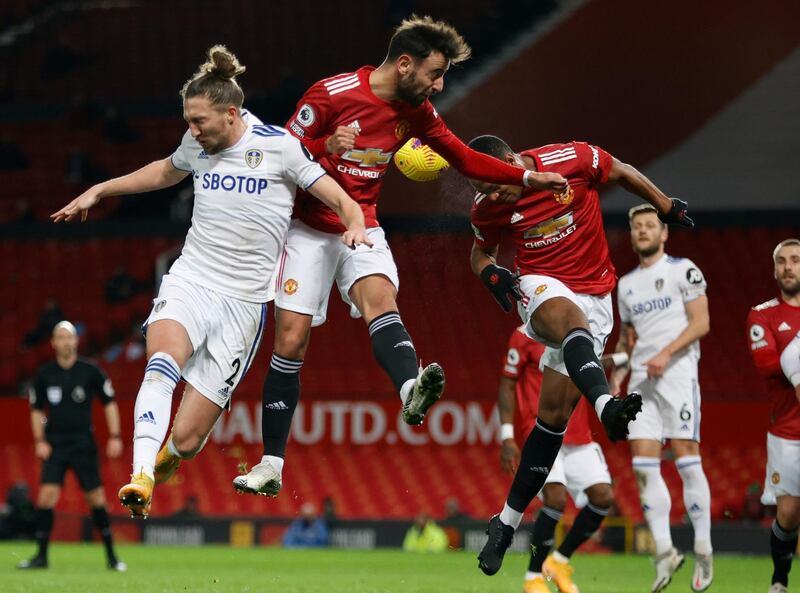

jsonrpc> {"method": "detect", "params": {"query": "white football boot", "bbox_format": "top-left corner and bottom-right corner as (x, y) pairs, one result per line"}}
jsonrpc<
(691, 553), (713, 592)
(232, 460), (282, 496)
(652, 547), (685, 593)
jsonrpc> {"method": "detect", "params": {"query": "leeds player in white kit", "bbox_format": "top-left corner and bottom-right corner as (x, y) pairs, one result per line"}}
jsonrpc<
(612, 205), (712, 593)
(51, 46), (370, 518)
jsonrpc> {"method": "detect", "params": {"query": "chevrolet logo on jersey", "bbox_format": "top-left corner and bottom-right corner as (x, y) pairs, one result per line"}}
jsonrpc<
(524, 212), (574, 239)
(342, 148), (393, 167)
(523, 212), (576, 248)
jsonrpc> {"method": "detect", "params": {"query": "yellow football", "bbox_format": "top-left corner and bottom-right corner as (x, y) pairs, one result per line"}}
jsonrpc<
(393, 137), (449, 182)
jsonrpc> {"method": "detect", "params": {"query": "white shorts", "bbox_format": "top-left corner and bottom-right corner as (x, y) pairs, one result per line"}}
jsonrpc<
(274, 219), (400, 327)
(627, 366), (701, 442)
(144, 274), (266, 408)
(517, 274), (613, 376)
(762, 432), (800, 502)
(542, 442), (612, 506)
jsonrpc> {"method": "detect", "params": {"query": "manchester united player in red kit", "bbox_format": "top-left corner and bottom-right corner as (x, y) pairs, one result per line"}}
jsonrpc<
(746, 239), (800, 593)
(499, 327), (626, 593)
(231, 17), (568, 496)
(467, 134), (694, 575)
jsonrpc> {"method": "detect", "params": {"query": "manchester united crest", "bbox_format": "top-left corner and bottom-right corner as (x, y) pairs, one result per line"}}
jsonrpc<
(554, 186), (574, 205)
(283, 279), (298, 295)
(395, 120), (411, 139)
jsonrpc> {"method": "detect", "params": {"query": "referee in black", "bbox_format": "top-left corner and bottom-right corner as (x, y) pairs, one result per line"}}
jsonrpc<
(17, 320), (126, 571)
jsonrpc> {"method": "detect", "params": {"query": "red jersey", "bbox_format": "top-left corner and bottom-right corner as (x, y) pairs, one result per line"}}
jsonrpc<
(502, 327), (592, 445)
(471, 142), (616, 296)
(285, 66), (529, 233)
(746, 298), (800, 440)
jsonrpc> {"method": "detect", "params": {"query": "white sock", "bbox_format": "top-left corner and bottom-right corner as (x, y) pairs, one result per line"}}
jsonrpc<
(167, 437), (181, 457)
(525, 571), (543, 580)
(399, 378), (416, 404)
(552, 550), (569, 564)
(633, 456), (673, 555)
(132, 352), (180, 479)
(676, 455), (713, 555)
(261, 454), (284, 475)
(594, 393), (612, 418)
(499, 502), (523, 530)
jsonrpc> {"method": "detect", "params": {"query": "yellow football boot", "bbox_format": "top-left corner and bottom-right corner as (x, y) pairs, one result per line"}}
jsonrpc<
(543, 555), (579, 593)
(524, 576), (552, 593)
(118, 472), (154, 518)
(153, 441), (181, 484)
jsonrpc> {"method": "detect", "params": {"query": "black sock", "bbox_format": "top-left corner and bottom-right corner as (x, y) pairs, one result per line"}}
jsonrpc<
(771, 519), (798, 585)
(562, 328), (610, 407)
(529, 506), (561, 572)
(368, 312), (418, 393)
(507, 419), (565, 513)
(557, 502), (609, 558)
(34, 507), (53, 560)
(261, 353), (303, 457)
(91, 506), (117, 564)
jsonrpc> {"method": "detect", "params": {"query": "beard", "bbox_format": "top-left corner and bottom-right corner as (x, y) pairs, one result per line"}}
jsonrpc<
(396, 72), (426, 107)
(635, 241), (661, 258)
(778, 275), (800, 296)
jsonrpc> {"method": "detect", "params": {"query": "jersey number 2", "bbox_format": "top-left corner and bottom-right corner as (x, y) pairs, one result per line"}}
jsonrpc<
(224, 358), (241, 387)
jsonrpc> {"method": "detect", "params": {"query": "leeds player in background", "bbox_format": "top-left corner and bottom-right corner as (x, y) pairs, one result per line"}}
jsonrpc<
(499, 326), (627, 593)
(234, 15), (569, 498)
(746, 239), (800, 593)
(612, 204), (712, 593)
(51, 45), (369, 518)
(18, 321), (125, 571)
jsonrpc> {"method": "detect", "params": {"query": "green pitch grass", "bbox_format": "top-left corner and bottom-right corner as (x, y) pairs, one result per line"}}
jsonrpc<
(0, 542), (772, 593)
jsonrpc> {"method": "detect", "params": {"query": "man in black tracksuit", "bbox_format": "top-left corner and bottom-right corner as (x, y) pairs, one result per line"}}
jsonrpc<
(17, 320), (126, 571)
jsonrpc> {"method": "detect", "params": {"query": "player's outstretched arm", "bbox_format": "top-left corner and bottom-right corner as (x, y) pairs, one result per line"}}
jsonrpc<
(51, 157), (189, 223)
(425, 132), (568, 192)
(306, 175), (373, 249)
(607, 157), (693, 228)
(497, 376), (520, 474)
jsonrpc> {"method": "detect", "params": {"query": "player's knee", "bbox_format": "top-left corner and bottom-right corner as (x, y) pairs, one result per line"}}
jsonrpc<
(275, 326), (310, 359)
(38, 487), (60, 508)
(170, 429), (204, 459)
(777, 501), (800, 530)
(537, 400), (571, 428)
(587, 484), (614, 510)
(542, 485), (568, 511)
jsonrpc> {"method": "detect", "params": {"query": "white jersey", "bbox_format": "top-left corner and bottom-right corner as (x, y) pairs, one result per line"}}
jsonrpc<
(617, 254), (707, 382)
(169, 112), (326, 303)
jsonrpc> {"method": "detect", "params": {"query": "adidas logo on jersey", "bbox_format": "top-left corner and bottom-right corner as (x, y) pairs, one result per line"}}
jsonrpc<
(136, 411), (156, 424)
(510, 212), (523, 224)
(198, 150), (208, 160)
(778, 322), (792, 332)
(579, 361), (601, 372)
(347, 120), (361, 131)
(394, 340), (414, 349)
(265, 401), (288, 410)
(218, 386), (230, 397)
